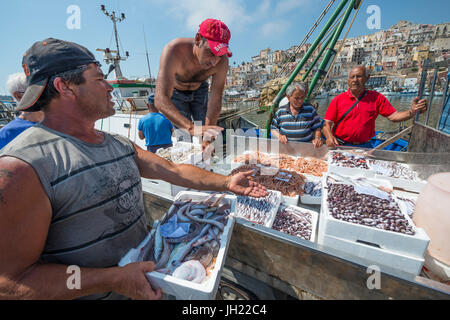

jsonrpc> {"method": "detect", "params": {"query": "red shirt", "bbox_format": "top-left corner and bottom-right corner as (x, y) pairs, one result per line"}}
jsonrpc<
(324, 89), (397, 143)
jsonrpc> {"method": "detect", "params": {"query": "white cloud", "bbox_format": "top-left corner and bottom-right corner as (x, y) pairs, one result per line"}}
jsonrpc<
(275, 0), (311, 15)
(261, 21), (290, 38)
(157, 0), (300, 40)
(163, 0), (251, 32)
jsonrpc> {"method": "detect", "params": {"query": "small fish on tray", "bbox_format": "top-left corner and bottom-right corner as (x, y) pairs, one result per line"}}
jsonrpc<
(137, 193), (231, 283)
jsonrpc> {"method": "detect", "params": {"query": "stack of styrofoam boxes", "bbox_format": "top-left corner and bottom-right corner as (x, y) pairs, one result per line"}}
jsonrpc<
(271, 204), (319, 243)
(318, 173), (430, 275)
(141, 142), (203, 198)
(119, 191), (236, 300)
(328, 151), (426, 193)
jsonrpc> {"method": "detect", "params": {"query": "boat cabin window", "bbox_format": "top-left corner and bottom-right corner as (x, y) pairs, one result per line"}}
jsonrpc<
(139, 90), (148, 97)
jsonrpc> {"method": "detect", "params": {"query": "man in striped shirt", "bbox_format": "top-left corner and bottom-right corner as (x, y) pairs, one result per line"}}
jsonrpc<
(271, 82), (324, 148)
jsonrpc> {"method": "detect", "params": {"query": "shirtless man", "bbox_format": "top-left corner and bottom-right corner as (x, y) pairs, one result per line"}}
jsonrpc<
(155, 19), (231, 141)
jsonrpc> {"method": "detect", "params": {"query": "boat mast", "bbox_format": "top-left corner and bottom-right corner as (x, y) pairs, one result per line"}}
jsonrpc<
(97, 4), (128, 79)
(143, 26), (153, 83)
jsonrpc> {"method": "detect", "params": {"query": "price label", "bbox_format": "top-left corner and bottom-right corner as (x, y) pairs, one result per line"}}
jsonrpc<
(275, 171), (292, 182)
(354, 185), (390, 201)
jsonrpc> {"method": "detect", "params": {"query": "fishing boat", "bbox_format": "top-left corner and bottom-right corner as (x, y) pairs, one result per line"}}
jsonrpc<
(96, 5), (155, 112)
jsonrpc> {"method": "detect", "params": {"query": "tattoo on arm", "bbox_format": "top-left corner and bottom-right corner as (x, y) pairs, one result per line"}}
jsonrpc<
(0, 169), (13, 204)
(0, 169), (13, 179)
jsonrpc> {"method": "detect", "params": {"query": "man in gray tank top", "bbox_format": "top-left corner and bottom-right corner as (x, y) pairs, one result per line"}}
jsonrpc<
(0, 38), (267, 300)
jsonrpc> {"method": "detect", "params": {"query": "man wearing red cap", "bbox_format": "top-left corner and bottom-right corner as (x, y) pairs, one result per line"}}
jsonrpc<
(155, 19), (232, 142)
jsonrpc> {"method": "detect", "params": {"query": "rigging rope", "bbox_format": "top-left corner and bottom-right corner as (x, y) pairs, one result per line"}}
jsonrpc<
(271, 0), (336, 80)
(314, 0), (363, 96)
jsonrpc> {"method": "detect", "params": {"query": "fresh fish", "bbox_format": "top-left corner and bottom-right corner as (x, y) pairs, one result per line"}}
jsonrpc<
(184, 208), (225, 231)
(200, 193), (219, 205)
(177, 202), (194, 223)
(154, 238), (171, 270)
(166, 224), (213, 272)
(137, 226), (157, 262)
(153, 221), (163, 262)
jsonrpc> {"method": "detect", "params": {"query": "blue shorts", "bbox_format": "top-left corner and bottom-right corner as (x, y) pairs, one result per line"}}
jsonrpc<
(171, 81), (209, 126)
(147, 143), (172, 153)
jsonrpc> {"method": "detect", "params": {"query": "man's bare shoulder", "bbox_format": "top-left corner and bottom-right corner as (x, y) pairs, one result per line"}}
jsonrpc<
(0, 156), (39, 189)
(163, 38), (194, 57)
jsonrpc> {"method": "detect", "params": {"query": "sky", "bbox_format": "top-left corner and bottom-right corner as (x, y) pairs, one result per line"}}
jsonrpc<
(1, 0), (449, 95)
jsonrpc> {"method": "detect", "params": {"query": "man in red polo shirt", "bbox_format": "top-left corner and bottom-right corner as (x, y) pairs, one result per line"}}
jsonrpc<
(323, 66), (428, 148)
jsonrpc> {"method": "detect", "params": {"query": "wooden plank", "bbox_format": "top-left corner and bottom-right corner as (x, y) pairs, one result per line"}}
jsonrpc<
(227, 222), (450, 300)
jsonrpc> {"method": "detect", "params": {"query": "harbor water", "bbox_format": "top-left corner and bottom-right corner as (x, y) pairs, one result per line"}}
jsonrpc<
(239, 95), (447, 134)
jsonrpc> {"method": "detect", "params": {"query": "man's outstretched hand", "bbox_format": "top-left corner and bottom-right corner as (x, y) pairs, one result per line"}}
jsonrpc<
(226, 170), (268, 198)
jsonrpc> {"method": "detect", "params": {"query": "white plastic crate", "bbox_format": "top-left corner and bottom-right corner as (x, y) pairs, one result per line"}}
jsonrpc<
(156, 141), (203, 165)
(141, 178), (189, 198)
(271, 204), (319, 243)
(319, 174), (430, 259)
(327, 151), (426, 192)
(233, 190), (282, 228)
(318, 233), (425, 275)
(281, 194), (299, 206)
(119, 191), (236, 300)
(373, 174), (426, 193)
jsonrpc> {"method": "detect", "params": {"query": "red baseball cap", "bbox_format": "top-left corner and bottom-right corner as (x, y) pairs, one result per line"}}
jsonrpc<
(198, 19), (232, 58)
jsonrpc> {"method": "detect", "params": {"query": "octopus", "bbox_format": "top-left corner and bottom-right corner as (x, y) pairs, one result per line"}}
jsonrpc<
(231, 164), (306, 196)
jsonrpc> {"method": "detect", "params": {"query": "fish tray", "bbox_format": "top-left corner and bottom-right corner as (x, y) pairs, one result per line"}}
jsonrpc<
(318, 233), (424, 275)
(327, 151), (374, 178)
(157, 141), (203, 165)
(120, 191), (236, 300)
(233, 190), (282, 228)
(271, 204), (319, 243)
(318, 174), (430, 259)
(230, 163), (303, 206)
(327, 151), (426, 192)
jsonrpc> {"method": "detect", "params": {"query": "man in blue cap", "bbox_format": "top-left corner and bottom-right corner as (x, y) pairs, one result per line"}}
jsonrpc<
(138, 93), (173, 153)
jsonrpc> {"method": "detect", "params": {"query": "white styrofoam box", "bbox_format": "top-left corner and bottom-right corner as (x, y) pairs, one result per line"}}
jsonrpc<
(120, 191), (236, 300)
(318, 233), (425, 275)
(319, 173), (430, 259)
(327, 151), (374, 178)
(272, 204), (319, 243)
(233, 190), (282, 228)
(281, 194), (299, 206)
(171, 141), (203, 165)
(373, 174), (426, 193)
(300, 174), (322, 205)
(141, 178), (189, 198)
(393, 191), (418, 218)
